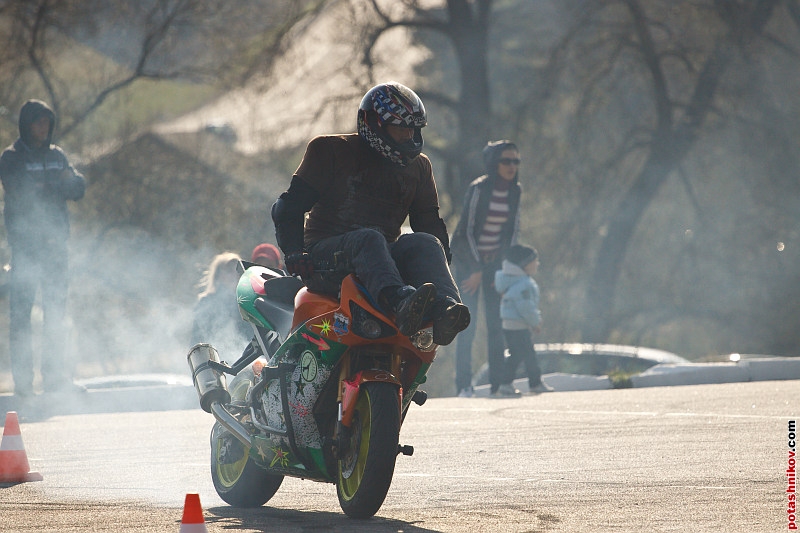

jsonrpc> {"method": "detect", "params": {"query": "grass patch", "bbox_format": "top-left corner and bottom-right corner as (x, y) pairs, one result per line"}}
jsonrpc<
(607, 368), (636, 389)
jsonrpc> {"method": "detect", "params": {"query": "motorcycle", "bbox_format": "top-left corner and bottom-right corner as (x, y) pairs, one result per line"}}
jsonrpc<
(187, 258), (436, 518)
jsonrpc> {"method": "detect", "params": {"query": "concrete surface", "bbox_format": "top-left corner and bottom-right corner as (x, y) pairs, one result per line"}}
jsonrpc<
(1, 380), (794, 532)
(1, 356), (799, 413)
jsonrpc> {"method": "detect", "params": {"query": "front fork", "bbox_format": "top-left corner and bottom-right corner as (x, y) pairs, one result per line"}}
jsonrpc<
(332, 353), (402, 459)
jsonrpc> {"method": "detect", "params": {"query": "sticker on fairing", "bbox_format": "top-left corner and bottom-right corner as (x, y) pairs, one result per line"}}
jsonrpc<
(300, 350), (318, 382)
(333, 312), (350, 336)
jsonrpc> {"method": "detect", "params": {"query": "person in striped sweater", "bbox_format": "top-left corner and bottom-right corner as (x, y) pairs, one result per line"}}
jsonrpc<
(450, 140), (523, 397)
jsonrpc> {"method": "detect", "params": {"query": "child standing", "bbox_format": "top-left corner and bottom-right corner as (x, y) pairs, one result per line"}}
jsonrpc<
(493, 244), (552, 396)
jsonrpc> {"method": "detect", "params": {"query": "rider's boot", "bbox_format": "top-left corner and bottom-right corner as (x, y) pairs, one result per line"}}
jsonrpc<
(389, 283), (438, 336)
(430, 296), (471, 346)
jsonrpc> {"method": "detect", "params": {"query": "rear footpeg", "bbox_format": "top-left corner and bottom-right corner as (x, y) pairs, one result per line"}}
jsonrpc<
(398, 444), (414, 456)
(412, 390), (427, 406)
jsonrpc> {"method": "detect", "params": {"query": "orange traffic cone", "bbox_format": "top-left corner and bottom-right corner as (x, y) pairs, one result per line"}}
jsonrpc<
(0, 411), (42, 483)
(179, 493), (208, 533)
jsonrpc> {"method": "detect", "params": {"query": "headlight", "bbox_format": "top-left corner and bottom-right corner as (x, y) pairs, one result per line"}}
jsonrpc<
(410, 327), (436, 352)
(349, 302), (395, 339)
(359, 317), (383, 339)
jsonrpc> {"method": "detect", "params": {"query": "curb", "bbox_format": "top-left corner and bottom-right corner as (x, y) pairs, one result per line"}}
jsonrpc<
(0, 384), (199, 420)
(630, 357), (800, 388)
(472, 357), (800, 394)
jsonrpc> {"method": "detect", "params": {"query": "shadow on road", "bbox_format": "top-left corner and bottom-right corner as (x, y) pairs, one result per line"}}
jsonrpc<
(208, 505), (443, 532)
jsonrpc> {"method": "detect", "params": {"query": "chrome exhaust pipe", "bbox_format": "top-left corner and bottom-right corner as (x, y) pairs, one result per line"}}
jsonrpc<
(210, 401), (253, 448)
(187, 343), (231, 413)
(187, 343), (253, 448)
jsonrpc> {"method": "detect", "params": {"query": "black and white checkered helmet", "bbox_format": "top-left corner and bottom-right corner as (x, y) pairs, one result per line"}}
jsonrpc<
(357, 82), (426, 166)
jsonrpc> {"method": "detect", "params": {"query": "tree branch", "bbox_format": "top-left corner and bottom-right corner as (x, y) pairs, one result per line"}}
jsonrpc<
(623, 0), (672, 131)
(27, 0), (59, 117)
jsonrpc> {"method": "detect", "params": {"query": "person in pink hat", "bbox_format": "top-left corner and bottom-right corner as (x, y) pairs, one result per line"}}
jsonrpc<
(251, 243), (283, 270)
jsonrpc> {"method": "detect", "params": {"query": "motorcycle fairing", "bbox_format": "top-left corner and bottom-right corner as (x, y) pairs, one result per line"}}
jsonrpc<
(232, 271), (437, 483)
(260, 326), (346, 452)
(236, 266), (306, 340)
(223, 350), (335, 480)
(399, 360), (432, 415)
(248, 435), (330, 481)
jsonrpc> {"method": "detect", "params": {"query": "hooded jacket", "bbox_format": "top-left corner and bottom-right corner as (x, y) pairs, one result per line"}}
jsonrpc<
(0, 100), (85, 253)
(495, 259), (541, 331)
(450, 140), (521, 273)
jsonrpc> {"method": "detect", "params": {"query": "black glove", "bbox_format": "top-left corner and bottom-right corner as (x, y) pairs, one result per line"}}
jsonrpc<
(285, 251), (314, 279)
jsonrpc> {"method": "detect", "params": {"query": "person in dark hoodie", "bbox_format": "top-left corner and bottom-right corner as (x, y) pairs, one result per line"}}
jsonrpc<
(450, 140), (522, 397)
(0, 99), (86, 397)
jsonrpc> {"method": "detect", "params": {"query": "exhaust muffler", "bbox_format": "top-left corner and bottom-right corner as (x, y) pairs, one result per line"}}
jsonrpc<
(187, 343), (252, 447)
(187, 343), (231, 413)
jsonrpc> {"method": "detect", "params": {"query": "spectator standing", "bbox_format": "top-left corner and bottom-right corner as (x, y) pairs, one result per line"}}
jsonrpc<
(0, 99), (86, 397)
(191, 252), (252, 358)
(494, 244), (551, 397)
(251, 242), (283, 270)
(450, 140), (522, 397)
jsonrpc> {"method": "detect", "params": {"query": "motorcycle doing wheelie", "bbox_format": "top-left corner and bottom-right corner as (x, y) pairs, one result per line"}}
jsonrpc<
(187, 257), (437, 518)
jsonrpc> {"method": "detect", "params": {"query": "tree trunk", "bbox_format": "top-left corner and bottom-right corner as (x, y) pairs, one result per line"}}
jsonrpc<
(446, 0), (493, 206)
(581, 0), (778, 342)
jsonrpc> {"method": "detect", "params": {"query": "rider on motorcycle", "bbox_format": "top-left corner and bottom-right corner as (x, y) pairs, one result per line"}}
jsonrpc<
(271, 82), (470, 346)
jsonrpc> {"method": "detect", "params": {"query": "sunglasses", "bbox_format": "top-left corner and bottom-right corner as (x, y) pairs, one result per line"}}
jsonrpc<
(499, 158), (521, 166)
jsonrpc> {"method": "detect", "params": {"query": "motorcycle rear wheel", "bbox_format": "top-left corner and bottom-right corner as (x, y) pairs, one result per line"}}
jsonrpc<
(210, 422), (284, 507)
(337, 381), (401, 518)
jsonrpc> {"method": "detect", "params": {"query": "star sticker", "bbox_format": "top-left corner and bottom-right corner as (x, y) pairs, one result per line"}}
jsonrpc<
(290, 399), (311, 418)
(313, 318), (332, 336)
(255, 440), (269, 461)
(269, 446), (290, 468)
(294, 378), (307, 395)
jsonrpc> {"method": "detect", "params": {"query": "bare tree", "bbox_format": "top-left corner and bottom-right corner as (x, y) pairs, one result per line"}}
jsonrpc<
(349, 0), (494, 206)
(0, 0), (315, 144)
(575, 0), (782, 341)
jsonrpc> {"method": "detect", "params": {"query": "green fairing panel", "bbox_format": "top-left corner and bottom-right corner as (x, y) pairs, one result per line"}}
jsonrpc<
(402, 362), (430, 412)
(306, 447), (330, 478)
(254, 325), (346, 481)
(268, 324), (347, 367)
(236, 268), (273, 329)
(413, 362), (431, 386)
(248, 436), (330, 482)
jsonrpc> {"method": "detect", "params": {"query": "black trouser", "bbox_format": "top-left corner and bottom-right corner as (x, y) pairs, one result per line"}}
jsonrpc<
(454, 258), (504, 393)
(502, 328), (542, 388)
(308, 229), (460, 308)
(9, 246), (71, 393)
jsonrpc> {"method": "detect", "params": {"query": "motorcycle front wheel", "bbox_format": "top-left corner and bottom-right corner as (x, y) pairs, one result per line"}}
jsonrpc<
(337, 381), (401, 518)
(210, 422), (284, 507)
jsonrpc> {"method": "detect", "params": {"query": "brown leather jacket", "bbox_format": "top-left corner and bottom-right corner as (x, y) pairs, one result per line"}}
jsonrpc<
(290, 134), (450, 255)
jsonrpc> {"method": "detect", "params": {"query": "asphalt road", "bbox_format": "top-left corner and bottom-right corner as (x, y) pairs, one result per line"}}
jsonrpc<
(0, 380), (796, 532)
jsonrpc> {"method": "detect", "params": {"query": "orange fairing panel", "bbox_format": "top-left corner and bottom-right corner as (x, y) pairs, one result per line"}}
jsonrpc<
(293, 287), (338, 329)
(292, 274), (435, 363)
